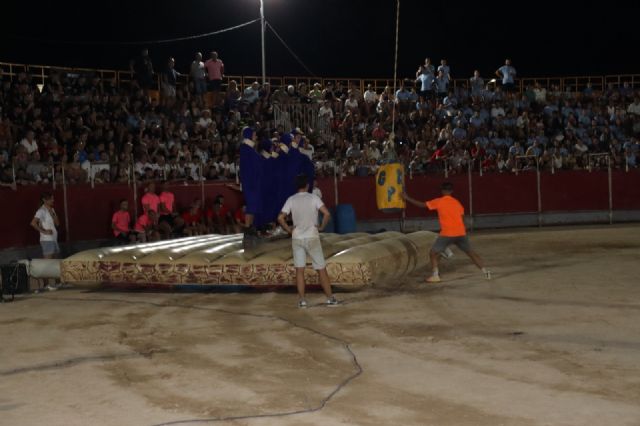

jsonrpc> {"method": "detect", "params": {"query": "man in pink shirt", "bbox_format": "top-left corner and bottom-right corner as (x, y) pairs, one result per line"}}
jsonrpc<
(141, 182), (160, 213)
(204, 51), (224, 106)
(112, 199), (134, 243)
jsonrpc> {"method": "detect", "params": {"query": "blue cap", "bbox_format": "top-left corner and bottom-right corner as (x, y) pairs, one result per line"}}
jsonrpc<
(242, 127), (254, 139)
(280, 133), (293, 146)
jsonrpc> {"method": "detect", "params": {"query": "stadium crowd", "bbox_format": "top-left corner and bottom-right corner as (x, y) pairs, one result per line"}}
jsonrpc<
(1, 52), (639, 192)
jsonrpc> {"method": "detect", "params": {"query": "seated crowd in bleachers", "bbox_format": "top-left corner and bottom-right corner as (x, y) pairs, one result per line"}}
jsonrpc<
(1, 52), (639, 197)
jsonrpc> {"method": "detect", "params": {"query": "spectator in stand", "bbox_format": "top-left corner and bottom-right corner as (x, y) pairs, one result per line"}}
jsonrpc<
(435, 70), (448, 101)
(416, 66), (435, 100)
(204, 51), (225, 107)
(417, 57), (435, 78)
(344, 91), (359, 114)
(470, 70), (484, 98)
(112, 199), (134, 243)
(243, 81), (261, 105)
(437, 59), (451, 90)
(160, 57), (181, 106)
(130, 48), (154, 97)
(627, 97), (640, 116)
(20, 130), (39, 156)
(190, 52), (207, 104)
(496, 59), (517, 92)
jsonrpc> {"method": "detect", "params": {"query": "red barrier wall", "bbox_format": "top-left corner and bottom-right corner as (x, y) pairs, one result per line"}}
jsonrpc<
(1, 170), (639, 250)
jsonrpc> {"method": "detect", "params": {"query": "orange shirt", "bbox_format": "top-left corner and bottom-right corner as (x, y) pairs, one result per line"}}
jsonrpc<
(426, 195), (466, 237)
(112, 210), (131, 236)
(141, 192), (160, 213)
(159, 191), (175, 214)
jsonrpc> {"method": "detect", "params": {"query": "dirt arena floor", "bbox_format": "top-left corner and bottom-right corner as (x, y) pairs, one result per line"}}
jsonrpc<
(1, 225), (639, 426)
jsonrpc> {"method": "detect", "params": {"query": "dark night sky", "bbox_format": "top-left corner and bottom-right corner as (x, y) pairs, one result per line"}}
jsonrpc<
(2, 0), (640, 80)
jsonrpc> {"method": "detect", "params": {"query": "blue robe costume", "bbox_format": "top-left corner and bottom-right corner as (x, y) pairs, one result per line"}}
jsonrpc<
(239, 128), (262, 218)
(255, 138), (277, 227)
(288, 133), (315, 194)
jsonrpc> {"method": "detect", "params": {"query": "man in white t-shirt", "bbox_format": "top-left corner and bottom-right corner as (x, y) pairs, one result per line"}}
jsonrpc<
(278, 174), (338, 308)
(30, 192), (60, 259)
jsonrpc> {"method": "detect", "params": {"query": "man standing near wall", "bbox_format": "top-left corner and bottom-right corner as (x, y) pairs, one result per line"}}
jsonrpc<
(30, 192), (60, 259)
(278, 174), (338, 308)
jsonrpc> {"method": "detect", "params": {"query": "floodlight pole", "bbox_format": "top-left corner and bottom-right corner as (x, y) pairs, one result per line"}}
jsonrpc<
(260, 0), (266, 85)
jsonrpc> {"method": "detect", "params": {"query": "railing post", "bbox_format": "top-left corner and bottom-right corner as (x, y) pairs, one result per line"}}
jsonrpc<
(536, 159), (542, 228)
(132, 159), (138, 221)
(608, 155), (613, 225)
(333, 159), (339, 206)
(200, 161), (205, 209)
(61, 165), (70, 243)
(467, 161), (474, 232)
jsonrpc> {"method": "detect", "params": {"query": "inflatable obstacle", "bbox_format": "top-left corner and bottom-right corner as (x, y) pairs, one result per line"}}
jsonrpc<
(60, 231), (437, 289)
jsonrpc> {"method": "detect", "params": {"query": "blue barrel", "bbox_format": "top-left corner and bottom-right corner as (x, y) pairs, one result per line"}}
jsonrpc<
(335, 204), (356, 234)
(320, 208), (335, 233)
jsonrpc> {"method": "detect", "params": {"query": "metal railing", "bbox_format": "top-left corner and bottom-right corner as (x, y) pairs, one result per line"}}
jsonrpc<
(3, 60), (639, 97)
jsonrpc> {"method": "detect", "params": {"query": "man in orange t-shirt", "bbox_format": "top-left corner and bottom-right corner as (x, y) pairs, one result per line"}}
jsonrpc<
(403, 181), (490, 283)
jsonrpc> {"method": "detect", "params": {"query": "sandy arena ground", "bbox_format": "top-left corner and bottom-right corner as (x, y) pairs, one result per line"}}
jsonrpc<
(1, 225), (639, 426)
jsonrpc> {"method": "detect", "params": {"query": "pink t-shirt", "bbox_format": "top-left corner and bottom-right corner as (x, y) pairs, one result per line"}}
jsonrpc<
(159, 191), (175, 214)
(135, 214), (151, 232)
(112, 210), (131, 236)
(204, 59), (224, 80)
(141, 192), (160, 212)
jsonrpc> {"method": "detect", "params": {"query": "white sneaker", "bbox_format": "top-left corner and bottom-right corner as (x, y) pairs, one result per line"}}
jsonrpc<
(325, 296), (340, 306)
(440, 247), (454, 259)
(46, 284), (58, 291)
(298, 299), (308, 309)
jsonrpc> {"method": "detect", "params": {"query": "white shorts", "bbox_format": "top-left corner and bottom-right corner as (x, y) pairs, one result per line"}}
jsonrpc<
(292, 237), (326, 270)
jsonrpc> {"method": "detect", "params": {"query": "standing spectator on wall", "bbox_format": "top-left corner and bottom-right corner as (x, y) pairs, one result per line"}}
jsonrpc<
(111, 199), (134, 244)
(204, 51), (225, 108)
(190, 52), (207, 104)
(130, 48), (154, 97)
(470, 70), (484, 98)
(438, 59), (452, 90)
(160, 57), (181, 106)
(417, 57), (435, 78)
(416, 66), (435, 100)
(30, 192), (60, 260)
(435, 70), (448, 101)
(496, 59), (517, 92)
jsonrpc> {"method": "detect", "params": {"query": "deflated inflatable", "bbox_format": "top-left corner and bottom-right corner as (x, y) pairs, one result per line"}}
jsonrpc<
(60, 231), (437, 289)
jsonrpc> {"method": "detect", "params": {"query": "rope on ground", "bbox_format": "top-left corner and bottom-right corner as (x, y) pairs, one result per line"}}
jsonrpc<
(22, 294), (363, 425)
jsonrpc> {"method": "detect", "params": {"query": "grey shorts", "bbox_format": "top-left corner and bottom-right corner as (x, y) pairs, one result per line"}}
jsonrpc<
(292, 237), (326, 270)
(432, 235), (471, 254)
(41, 241), (60, 256)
